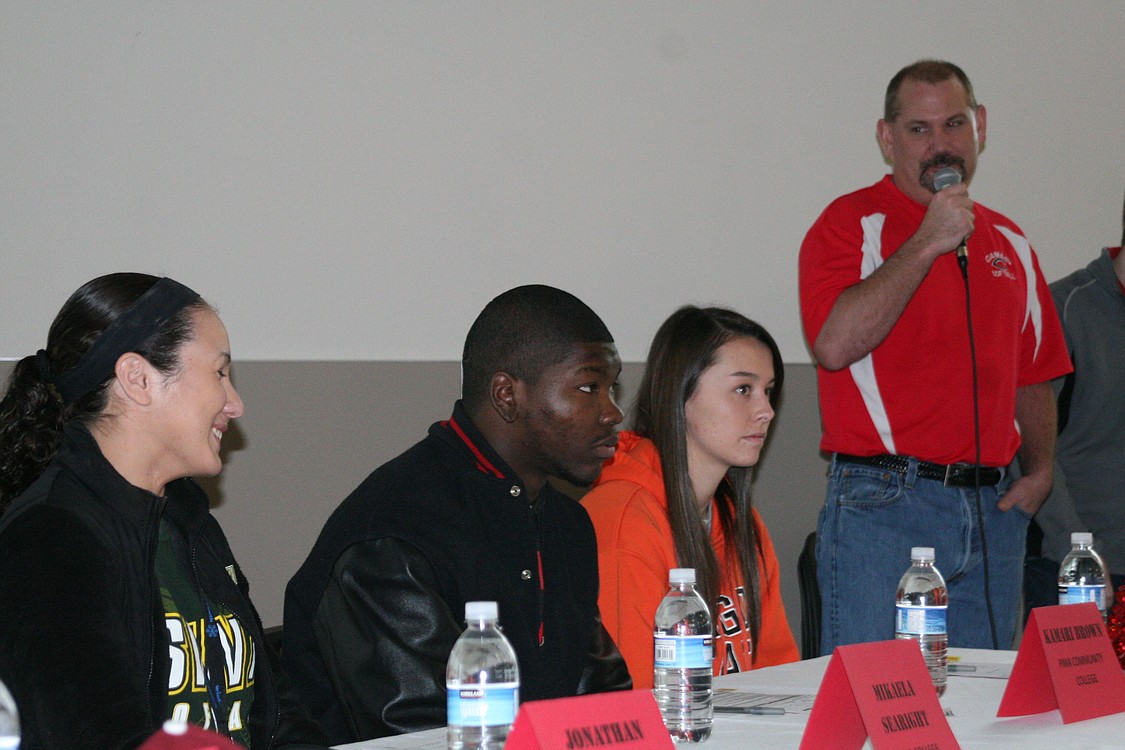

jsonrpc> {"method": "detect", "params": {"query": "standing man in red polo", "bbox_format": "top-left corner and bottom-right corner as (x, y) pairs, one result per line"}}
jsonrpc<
(799, 60), (1071, 653)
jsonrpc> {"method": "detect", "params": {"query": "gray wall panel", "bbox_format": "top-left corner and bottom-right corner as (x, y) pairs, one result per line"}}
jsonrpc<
(0, 359), (827, 649)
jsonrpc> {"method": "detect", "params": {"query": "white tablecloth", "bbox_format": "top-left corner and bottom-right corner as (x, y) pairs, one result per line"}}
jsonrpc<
(335, 648), (1125, 749)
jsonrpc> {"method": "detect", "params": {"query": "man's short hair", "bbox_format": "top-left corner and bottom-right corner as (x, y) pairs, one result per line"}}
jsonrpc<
(461, 285), (613, 411)
(884, 59), (978, 122)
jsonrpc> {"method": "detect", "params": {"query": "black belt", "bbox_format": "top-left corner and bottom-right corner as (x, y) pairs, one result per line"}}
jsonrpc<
(837, 453), (1003, 488)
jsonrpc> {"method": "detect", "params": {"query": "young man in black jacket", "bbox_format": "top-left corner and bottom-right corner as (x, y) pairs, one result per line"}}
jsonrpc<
(283, 285), (632, 744)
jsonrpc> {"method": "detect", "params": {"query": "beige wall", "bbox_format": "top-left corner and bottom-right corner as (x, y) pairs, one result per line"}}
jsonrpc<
(3, 3), (1123, 364)
(0, 359), (827, 644)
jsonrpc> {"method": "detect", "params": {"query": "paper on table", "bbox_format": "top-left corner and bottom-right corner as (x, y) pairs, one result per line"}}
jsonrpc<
(713, 688), (817, 713)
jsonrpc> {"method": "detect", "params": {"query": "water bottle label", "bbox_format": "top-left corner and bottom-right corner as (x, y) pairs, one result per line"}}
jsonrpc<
(1059, 585), (1105, 609)
(446, 683), (519, 727)
(895, 604), (947, 636)
(653, 634), (712, 669)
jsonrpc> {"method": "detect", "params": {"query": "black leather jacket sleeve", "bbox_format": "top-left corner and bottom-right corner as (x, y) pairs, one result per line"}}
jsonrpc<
(313, 536), (460, 740)
(577, 619), (633, 694)
(312, 536), (632, 742)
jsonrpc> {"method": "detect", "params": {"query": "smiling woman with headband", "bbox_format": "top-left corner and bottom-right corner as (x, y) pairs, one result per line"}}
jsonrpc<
(0, 273), (327, 750)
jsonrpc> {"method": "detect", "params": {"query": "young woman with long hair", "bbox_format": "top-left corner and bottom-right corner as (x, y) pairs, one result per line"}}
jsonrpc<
(583, 305), (798, 688)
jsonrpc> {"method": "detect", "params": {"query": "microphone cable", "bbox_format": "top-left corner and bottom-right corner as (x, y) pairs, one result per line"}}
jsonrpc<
(958, 250), (1000, 650)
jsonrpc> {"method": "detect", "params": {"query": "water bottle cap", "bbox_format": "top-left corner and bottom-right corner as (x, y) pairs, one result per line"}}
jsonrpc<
(465, 601), (498, 621)
(669, 567), (696, 584)
(910, 547), (935, 562)
(162, 719), (190, 736)
(1071, 532), (1093, 545)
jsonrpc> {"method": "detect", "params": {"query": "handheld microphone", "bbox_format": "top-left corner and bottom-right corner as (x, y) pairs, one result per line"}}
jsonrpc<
(933, 167), (968, 264)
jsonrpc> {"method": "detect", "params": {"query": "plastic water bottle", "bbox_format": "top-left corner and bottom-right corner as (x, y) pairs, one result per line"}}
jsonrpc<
(446, 601), (520, 750)
(653, 568), (713, 743)
(1058, 532), (1110, 618)
(0, 677), (18, 749)
(895, 547), (948, 698)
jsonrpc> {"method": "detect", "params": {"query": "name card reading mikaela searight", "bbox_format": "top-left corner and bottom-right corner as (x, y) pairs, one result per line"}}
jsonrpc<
(800, 640), (959, 750)
(998, 602), (1125, 723)
(505, 690), (673, 750)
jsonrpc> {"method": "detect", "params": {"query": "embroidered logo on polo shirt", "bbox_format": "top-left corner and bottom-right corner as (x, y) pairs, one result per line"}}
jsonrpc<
(985, 251), (1017, 280)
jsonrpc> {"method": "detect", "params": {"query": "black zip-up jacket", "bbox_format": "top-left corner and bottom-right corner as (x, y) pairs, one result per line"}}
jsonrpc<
(283, 401), (631, 744)
(0, 425), (327, 750)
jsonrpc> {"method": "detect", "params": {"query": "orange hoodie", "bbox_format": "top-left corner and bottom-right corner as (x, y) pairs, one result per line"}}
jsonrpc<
(582, 432), (799, 688)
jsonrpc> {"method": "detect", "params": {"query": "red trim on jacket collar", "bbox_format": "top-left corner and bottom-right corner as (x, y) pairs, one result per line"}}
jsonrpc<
(445, 417), (506, 479)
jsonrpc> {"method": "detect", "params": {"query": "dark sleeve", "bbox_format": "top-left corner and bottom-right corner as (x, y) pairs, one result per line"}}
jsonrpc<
(260, 611), (331, 749)
(577, 618), (633, 694)
(0, 508), (156, 750)
(313, 537), (461, 741)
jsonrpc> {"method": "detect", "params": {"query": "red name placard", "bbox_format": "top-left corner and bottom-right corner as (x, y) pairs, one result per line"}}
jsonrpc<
(506, 690), (673, 750)
(800, 640), (959, 750)
(998, 602), (1125, 723)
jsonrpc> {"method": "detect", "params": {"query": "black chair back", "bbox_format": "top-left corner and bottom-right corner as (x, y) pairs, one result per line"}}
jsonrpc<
(797, 531), (821, 659)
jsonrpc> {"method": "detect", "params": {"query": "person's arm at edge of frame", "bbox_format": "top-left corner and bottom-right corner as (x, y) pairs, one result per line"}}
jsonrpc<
(999, 381), (1057, 514)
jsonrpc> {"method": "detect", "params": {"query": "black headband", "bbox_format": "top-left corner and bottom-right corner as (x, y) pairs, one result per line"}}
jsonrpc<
(45, 277), (202, 405)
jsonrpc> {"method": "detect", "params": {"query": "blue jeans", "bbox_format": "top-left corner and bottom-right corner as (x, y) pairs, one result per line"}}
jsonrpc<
(816, 455), (1026, 655)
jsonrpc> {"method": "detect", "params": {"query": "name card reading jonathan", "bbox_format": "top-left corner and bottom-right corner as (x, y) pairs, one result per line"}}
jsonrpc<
(800, 639), (959, 750)
(505, 689), (673, 750)
(998, 602), (1125, 723)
